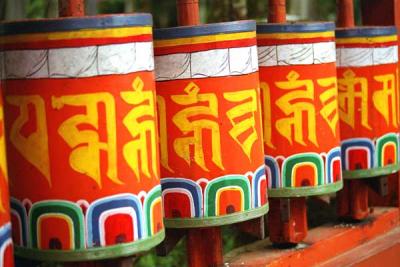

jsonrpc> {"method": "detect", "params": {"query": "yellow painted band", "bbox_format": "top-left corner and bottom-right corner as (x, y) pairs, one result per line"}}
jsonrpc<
(257, 31), (334, 40)
(155, 31), (255, 47)
(1, 26), (152, 45)
(336, 35), (397, 44)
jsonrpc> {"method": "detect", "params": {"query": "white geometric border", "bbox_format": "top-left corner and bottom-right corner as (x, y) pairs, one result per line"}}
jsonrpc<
(2, 42), (154, 80)
(155, 45), (259, 81)
(336, 45), (398, 67)
(258, 42), (336, 67)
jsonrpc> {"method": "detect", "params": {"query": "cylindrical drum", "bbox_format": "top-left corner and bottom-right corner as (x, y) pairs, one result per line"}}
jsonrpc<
(335, 27), (399, 179)
(154, 21), (268, 227)
(1, 14), (164, 261)
(0, 64), (13, 266)
(257, 23), (343, 197)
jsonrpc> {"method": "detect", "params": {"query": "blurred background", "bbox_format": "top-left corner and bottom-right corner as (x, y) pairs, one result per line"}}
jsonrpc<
(1, 0), (362, 26)
(1, 0), (361, 266)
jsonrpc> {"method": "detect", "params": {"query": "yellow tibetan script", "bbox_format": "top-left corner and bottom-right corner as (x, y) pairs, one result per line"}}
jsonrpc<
(373, 73), (398, 127)
(121, 77), (159, 180)
(317, 77), (339, 136)
(172, 82), (223, 171)
(338, 69), (371, 130)
(224, 89), (259, 159)
(260, 82), (275, 149)
(52, 93), (120, 188)
(157, 95), (174, 173)
(275, 71), (318, 147)
(7, 95), (51, 186)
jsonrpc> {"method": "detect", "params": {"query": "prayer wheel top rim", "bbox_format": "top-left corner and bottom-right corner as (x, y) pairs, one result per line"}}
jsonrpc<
(0, 13), (152, 36)
(154, 20), (256, 40)
(335, 26), (397, 38)
(256, 21), (335, 33)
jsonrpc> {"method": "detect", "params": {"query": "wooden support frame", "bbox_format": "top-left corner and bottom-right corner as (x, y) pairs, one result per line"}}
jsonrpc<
(225, 207), (400, 266)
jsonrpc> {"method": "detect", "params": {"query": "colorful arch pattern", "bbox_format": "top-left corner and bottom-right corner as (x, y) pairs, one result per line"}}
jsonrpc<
(252, 166), (267, 208)
(376, 133), (398, 167)
(282, 153), (324, 187)
(341, 138), (375, 171)
(0, 223), (12, 267)
(204, 175), (251, 217)
(10, 197), (28, 247)
(161, 178), (203, 218)
(326, 147), (342, 184)
(144, 185), (163, 237)
(86, 194), (144, 248)
(265, 155), (280, 189)
(29, 200), (85, 250)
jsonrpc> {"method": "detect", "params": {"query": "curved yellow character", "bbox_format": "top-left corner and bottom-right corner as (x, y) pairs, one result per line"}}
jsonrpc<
(172, 82), (223, 171)
(121, 77), (159, 180)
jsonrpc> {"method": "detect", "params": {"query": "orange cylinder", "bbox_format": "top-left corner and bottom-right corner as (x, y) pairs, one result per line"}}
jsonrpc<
(1, 14), (164, 262)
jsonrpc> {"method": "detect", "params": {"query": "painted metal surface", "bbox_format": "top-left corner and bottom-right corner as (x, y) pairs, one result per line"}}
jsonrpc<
(154, 20), (268, 228)
(336, 26), (400, 179)
(0, 14), (164, 261)
(257, 22), (343, 197)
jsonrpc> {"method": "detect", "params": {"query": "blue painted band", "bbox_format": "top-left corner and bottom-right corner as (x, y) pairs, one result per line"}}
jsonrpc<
(336, 26), (397, 38)
(154, 20), (256, 40)
(256, 22), (335, 34)
(0, 13), (152, 36)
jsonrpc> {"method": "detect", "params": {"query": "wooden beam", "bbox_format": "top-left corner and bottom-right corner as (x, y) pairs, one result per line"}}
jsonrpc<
(268, 0), (286, 23)
(336, 0), (355, 27)
(58, 0), (85, 17)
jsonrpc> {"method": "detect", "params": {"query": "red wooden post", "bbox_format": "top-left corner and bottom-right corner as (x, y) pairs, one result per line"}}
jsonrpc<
(336, 0), (355, 27)
(335, 0), (370, 221)
(58, 0), (84, 17)
(266, 0), (308, 245)
(176, 0), (200, 26)
(175, 1), (223, 266)
(268, 0), (286, 23)
(360, 0), (400, 210)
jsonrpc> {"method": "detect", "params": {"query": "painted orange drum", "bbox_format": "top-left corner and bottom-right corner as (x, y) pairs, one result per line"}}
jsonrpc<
(0, 14), (164, 261)
(154, 21), (268, 227)
(257, 23), (343, 197)
(0, 78), (13, 267)
(336, 27), (400, 179)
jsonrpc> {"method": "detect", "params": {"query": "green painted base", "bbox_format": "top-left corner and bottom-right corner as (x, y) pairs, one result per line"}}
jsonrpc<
(164, 204), (269, 228)
(343, 164), (400, 179)
(14, 230), (165, 262)
(268, 180), (343, 198)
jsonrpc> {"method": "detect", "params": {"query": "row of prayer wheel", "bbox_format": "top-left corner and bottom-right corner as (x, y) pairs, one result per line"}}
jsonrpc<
(0, 13), (398, 263)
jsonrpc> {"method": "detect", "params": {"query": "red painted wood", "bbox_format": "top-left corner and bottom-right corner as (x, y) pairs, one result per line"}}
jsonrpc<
(268, 198), (308, 244)
(268, 0), (286, 23)
(176, 0), (200, 26)
(187, 227), (223, 267)
(336, 0), (355, 27)
(361, 0), (400, 209)
(64, 258), (133, 267)
(58, 0), (84, 17)
(225, 207), (400, 266)
(337, 180), (370, 220)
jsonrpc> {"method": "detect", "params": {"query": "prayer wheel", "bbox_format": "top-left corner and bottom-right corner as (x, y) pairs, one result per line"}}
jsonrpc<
(0, 14), (164, 261)
(0, 59), (13, 267)
(336, 27), (399, 179)
(154, 21), (268, 227)
(257, 22), (343, 197)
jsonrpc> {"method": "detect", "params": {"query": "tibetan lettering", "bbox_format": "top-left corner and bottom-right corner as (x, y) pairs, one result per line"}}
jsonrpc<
(261, 82), (275, 149)
(338, 69), (370, 130)
(171, 82), (223, 171)
(52, 93), (120, 187)
(157, 95), (174, 173)
(6, 95), (51, 186)
(373, 73), (397, 127)
(121, 77), (159, 180)
(224, 89), (259, 159)
(275, 71), (318, 147)
(317, 77), (339, 136)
